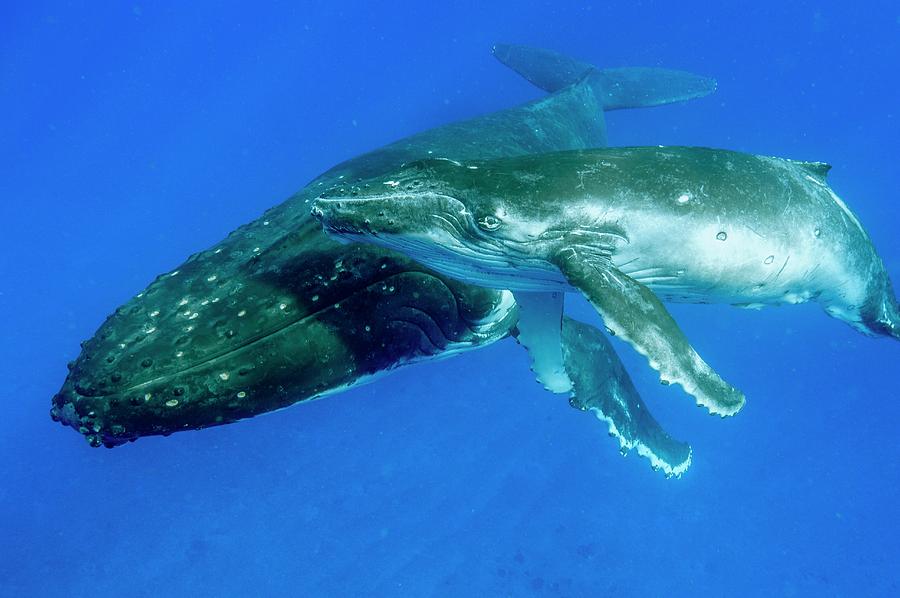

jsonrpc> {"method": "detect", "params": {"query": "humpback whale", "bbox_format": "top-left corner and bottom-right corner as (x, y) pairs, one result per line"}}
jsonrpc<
(52, 47), (712, 476)
(313, 146), (899, 415)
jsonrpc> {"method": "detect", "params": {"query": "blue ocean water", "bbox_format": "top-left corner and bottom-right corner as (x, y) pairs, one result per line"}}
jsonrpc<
(2, 2), (898, 596)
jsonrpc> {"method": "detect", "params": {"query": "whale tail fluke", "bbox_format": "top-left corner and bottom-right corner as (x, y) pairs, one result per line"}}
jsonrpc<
(492, 43), (717, 111)
(590, 67), (717, 111)
(492, 43), (595, 93)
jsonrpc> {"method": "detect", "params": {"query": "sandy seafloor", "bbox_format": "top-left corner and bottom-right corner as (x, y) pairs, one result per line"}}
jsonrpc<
(1, 2), (898, 596)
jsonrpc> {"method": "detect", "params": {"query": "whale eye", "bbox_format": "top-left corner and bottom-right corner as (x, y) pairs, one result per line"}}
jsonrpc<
(476, 214), (503, 232)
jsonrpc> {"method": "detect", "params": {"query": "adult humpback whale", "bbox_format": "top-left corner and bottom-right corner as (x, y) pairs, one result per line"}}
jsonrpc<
(52, 46), (714, 476)
(313, 146), (899, 415)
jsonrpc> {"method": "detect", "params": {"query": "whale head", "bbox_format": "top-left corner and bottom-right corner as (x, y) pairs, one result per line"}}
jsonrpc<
(312, 158), (589, 290)
(51, 199), (516, 448)
(48, 225), (356, 447)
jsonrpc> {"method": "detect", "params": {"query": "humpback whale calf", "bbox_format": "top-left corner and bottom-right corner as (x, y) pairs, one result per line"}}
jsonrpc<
(313, 146), (899, 415)
(52, 46), (713, 476)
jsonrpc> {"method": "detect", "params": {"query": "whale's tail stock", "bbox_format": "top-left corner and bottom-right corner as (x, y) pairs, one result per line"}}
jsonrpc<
(492, 43), (717, 111)
(860, 274), (900, 341)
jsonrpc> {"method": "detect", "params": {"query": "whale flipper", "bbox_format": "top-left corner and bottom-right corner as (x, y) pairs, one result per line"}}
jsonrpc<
(492, 43), (717, 109)
(514, 291), (572, 393)
(553, 248), (745, 417)
(561, 317), (692, 477)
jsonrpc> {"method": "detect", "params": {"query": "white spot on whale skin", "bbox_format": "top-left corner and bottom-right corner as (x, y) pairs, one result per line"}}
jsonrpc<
(383, 180), (400, 188)
(676, 193), (691, 205)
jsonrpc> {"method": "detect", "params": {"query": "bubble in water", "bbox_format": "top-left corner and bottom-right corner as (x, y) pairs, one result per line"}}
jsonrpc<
(716, 231), (728, 241)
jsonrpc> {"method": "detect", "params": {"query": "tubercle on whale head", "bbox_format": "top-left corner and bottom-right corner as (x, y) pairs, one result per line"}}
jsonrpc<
(312, 158), (546, 244)
(315, 157), (470, 202)
(49, 204), (521, 449)
(48, 335), (304, 448)
(312, 165), (612, 270)
(311, 159), (481, 242)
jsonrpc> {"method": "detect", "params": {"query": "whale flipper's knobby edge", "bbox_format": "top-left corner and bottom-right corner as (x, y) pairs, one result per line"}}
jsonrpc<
(561, 317), (692, 477)
(553, 248), (746, 417)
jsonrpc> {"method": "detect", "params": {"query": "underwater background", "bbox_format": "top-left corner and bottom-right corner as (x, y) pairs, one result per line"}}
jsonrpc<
(2, 2), (898, 596)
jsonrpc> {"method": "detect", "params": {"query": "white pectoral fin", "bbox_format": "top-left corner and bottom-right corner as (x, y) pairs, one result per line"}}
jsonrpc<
(553, 248), (745, 416)
(560, 316), (692, 478)
(513, 290), (573, 394)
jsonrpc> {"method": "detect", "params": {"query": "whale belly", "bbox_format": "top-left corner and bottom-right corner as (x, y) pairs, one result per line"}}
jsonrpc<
(614, 216), (831, 307)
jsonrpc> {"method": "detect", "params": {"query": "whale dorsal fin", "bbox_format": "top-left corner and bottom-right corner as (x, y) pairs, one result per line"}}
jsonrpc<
(795, 160), (832, 180)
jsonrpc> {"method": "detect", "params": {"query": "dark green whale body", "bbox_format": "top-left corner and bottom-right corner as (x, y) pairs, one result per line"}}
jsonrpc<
(52, 46), (712, 476)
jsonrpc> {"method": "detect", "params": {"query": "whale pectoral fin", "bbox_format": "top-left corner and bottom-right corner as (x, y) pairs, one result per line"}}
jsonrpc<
(560, 316), (692, 477)
(513, 291), (572, 394)
(553, 248), (745, 416)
